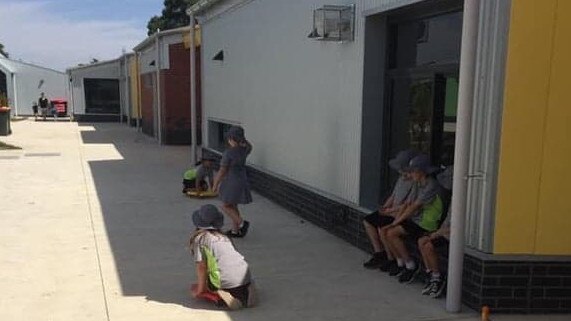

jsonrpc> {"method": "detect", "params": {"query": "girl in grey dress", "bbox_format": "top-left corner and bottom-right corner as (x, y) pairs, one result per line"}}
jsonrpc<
(213, 126), (253, 238)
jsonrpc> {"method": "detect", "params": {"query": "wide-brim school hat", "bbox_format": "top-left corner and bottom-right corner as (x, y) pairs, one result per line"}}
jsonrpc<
(201, 156), (217, 162)
(388, 149), (419, 171)
(405, 154), (439, 174)
(437, 166), (453, 190)
(192, 204), (224, 230)
(225, 126), (245, 142)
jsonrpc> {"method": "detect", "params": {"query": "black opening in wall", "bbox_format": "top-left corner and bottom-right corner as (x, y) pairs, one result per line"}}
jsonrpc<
(383, 3), (462, 192)
(208, 120), (233, 153)
(360, 0), (463, 208)
(84, 78), (120, 114)
(0, 70), (7, 99)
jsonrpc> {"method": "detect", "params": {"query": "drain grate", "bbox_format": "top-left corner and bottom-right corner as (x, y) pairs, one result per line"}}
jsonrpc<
(0, 155), (20, 160)
(24, 152), (61, 157)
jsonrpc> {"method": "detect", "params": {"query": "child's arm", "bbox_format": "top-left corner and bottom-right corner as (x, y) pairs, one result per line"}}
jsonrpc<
(380, 195), (395, 212)
(212, 166), (228, 192)
(430, 226), (450, 239)
(382, 203), (405, 216)
(240, 140), (253, 154)
(192, 261), (208, 298)
(207, 174), (214, 191)
(390, 201), (422, 226)
(195, 178), (203, 192)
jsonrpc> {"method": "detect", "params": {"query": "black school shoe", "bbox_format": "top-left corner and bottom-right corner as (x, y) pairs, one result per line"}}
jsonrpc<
(388, 264), (404, 277)
(398, 264), (421, 283)
(363, 252), (387, 269)
(226, 221), (251, 238)
(225, 230), (243, 238)
(379, 260), (394, 272)
(240, 220), (250, 237)
(428, 277), (447, 298)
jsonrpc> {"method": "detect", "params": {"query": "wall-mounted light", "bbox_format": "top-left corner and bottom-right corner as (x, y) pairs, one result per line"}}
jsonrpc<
(308, 5), (355, 42)
(213, 50), (224, 61)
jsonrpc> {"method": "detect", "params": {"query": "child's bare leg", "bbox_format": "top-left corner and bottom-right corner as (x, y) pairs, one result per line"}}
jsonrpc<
(379, 226), (395, 260)
(418, 236), (431, 269)
(387, 226), (409, 261)
(221, 203), (243, 231)
(363, 220), (383, 253)
(420, 238), (440, 273)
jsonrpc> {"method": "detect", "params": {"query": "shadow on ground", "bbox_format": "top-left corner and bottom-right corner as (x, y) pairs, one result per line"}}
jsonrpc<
(79, 123), (212, 310)
(79, 122), (477, 321)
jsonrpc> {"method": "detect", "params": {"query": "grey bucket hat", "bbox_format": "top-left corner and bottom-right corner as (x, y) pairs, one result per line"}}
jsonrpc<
(437, 166), (453, 190)
(388, 149), (419, 171)
(225, 125), (245, 143)
(405, 154), (439, 174)
(192, 204), (224, 230)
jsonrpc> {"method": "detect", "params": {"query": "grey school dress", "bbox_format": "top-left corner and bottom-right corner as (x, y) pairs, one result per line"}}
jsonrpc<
(219, 145), (253, 205)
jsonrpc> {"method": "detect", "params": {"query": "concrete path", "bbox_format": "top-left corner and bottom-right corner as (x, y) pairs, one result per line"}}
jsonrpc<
(0, 120), (567, 321)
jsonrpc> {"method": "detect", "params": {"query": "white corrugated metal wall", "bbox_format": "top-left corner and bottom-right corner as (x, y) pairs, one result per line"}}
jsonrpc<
(201, 0), (426, 204)
(200, 0), (509, 229)
(0, 58), (67, 116)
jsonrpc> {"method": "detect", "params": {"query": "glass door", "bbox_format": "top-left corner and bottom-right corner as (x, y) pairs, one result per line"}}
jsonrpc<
(380, 8), (462, 198)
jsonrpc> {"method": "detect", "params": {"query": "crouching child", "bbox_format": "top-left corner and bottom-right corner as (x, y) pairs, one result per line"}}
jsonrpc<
(189, 204), (256, 309)
(183, 157), (215, 194)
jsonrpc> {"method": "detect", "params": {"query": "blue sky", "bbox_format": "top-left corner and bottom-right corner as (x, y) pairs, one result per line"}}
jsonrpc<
(0, 0), (165, 71)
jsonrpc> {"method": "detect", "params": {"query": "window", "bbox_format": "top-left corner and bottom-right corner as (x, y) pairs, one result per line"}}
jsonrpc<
(208, 120), (233, 152)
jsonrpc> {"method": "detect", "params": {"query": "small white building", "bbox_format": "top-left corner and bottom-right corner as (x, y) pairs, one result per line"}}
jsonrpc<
(0, 56), (68, 116)
(67, 59), (123, 122)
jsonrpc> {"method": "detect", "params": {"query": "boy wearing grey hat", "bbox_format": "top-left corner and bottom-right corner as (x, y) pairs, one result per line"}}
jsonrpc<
(362, 149), (418, 269)
(418, 166), (453, 298)
(384, 154), (444, 283)
(189, 204), (256, 309)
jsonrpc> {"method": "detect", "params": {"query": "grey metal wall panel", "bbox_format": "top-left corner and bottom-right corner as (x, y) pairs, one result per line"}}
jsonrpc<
(465, 0), (511, 252)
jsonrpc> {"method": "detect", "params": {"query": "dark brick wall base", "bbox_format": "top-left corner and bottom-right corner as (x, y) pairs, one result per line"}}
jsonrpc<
(203, 148), (372, 250)
(74, 114), (120, 122)
(203, 148), (571, 314)
(128, 118), (138, 127)
(463, 250), (571, 314)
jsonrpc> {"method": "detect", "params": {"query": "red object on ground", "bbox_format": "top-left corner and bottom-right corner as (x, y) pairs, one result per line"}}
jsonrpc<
(191, 284), (222, 303)
(51, 98), (67, 114)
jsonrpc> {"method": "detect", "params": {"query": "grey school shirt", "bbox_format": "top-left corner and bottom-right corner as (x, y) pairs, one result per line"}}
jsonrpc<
(195, 165), (214, 184)
(391, 176), (415, 205)
(194, 232), (251, 289)
(407, 177), (441, 226)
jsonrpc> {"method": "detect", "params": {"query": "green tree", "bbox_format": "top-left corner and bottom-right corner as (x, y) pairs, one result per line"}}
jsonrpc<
(0, 43), (9, 58)
(146, 0), (198, 35)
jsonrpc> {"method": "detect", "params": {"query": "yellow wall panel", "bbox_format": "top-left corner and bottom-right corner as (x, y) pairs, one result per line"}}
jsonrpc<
(494, 0), (557, 254)
(535, 1), (571, 255)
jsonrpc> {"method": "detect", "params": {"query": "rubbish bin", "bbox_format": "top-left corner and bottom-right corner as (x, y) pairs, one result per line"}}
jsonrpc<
(51, 98), (68, 117)
(0, 107), (11, 136)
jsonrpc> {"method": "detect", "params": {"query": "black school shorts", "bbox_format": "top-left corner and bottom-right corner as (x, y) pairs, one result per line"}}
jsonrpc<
(431, 236), (449, 248)
(363, 212), (394, 228)
(401, 220), (430, 240)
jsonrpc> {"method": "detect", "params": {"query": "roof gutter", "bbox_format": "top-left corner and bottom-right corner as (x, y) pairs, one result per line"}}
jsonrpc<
(133, 26), (191, 52)
(186, 0), (225, 16)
